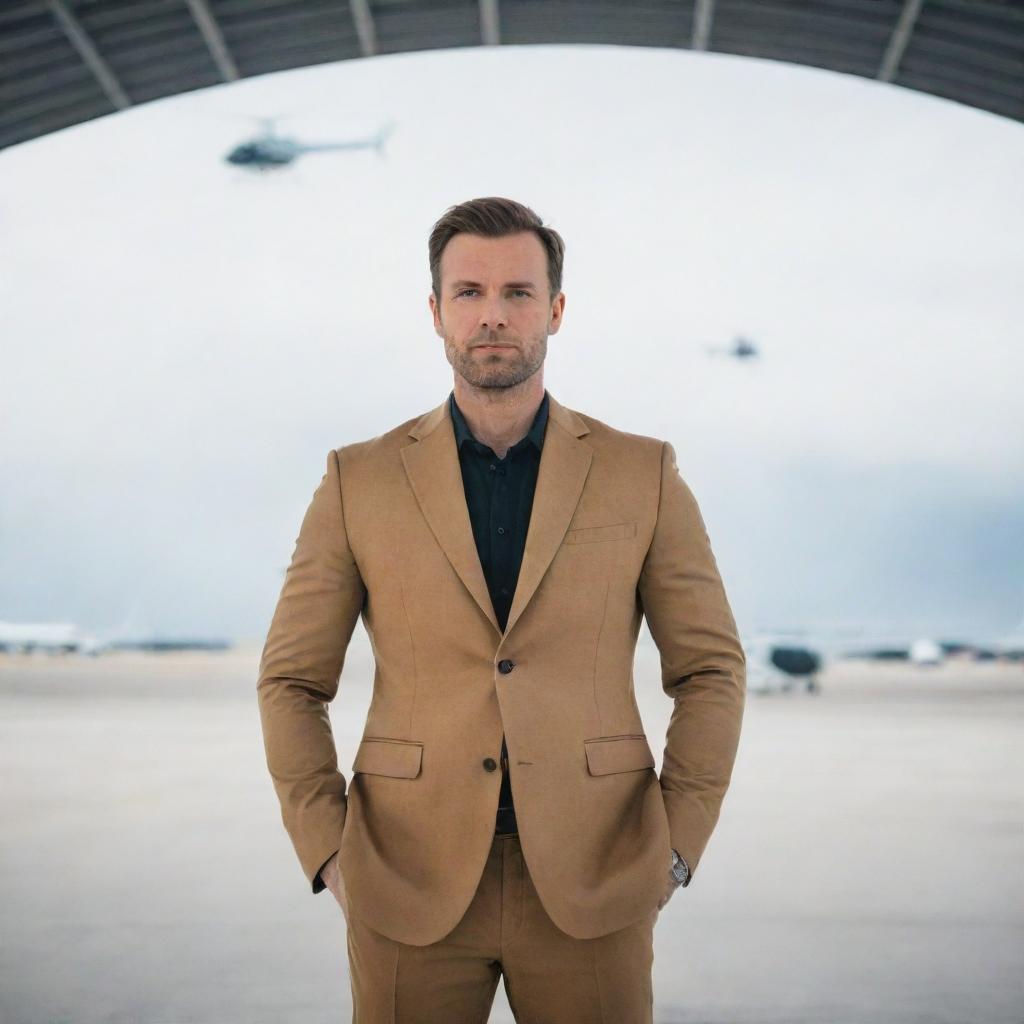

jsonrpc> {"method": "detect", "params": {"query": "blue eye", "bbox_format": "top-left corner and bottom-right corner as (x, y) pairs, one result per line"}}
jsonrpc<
(456, 289), (477, 297)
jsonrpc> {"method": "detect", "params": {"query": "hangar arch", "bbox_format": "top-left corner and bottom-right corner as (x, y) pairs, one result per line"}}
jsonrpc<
(1, 0), (1022, 151)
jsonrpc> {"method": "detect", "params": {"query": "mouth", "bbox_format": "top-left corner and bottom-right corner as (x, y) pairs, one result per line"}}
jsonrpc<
(474, 344), (514, 351)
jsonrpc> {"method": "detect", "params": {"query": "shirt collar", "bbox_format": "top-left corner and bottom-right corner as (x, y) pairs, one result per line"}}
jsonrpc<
(449, 389), (549, 454)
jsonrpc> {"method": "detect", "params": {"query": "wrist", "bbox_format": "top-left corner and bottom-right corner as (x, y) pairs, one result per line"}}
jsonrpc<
(669, 848), (690, 887)
(318, 851), (339, 889)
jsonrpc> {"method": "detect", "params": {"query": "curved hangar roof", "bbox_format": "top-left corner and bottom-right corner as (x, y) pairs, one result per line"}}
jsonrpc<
(1, 0), (1022, 151)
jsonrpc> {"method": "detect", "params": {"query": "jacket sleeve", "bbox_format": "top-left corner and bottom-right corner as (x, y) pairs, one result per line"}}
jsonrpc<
(637, 441), (746, 883)
(256, 448), (367, 894)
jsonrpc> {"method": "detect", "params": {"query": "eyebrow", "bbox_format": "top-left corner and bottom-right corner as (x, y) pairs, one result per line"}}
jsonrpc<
(449, 279), (538, 291)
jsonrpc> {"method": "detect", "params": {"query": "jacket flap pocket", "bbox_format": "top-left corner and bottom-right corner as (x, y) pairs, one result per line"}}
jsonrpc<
(564, 521), (637, 545)
(584, 734), (655, 776)
(353, 738), (423, 779)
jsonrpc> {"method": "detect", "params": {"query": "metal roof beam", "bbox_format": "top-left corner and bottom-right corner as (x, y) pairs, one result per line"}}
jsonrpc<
(350, 0), (376, 57)
(878, 0), (925, 82)
(692, 0), (716, 51)
(48, 0), (130, 110)
(480, 0), (500, 46)
(186, 0), (239, 82)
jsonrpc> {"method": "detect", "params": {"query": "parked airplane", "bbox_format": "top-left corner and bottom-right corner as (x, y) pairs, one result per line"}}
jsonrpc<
(743, 629), (942, 697)
(0, 620), (103, 655)
(743, 614), (1024, 696)
(744, 634), (824, 695)
(0, 620), (230, 655)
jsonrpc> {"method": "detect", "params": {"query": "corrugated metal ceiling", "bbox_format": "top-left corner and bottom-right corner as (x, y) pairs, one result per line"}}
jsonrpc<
(1, 0), (1021, 151)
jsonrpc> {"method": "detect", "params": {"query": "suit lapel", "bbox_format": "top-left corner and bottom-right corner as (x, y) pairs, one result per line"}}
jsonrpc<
(401, 399), (501, 635)
(401, 390), (592, 640)
(503, 397), (592, 637)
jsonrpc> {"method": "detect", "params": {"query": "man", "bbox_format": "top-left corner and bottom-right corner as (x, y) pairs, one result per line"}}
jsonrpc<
(257, 197), (746, 1021)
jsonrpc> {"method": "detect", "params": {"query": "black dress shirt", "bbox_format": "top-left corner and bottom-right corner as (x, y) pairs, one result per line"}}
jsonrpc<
(449, 388), (549, 835)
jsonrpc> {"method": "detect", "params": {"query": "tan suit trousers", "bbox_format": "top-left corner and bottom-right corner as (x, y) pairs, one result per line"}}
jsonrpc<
(344, 833), (657, 1022)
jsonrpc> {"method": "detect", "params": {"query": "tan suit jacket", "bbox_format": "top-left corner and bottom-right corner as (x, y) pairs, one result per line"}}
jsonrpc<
(257, 389), (746, 946)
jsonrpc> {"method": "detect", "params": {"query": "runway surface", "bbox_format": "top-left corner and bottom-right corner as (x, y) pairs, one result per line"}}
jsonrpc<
(1, 636), (1021, 1023)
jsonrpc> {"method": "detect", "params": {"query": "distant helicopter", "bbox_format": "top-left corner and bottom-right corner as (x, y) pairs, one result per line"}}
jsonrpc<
(224, 117), (394, 170)
(704, 336), (760, 360)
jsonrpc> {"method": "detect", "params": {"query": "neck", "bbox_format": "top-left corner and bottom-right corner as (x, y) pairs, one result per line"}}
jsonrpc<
(452, 377), (545, 458)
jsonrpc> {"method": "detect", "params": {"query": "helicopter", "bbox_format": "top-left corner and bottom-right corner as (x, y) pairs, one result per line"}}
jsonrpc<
(224, 117), (394, 170)
(704, 335), (760, 360)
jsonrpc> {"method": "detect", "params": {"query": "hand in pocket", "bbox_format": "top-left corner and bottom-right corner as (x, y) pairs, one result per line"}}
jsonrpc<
(322, 852), (350, 922)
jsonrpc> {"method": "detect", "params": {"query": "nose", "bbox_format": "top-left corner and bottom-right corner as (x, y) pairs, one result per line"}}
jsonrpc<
(480, 298), (508, 330)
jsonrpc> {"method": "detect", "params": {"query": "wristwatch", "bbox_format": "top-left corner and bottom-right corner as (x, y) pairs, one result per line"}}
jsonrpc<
(669, 848), (690, 887)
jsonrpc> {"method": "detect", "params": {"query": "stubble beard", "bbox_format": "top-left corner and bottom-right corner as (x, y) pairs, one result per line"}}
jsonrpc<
(443, 326), (547, 391)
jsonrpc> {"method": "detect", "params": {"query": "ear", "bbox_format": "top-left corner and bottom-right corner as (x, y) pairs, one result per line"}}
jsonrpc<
(428, 291), (443, 338)
(548, 291), (566, 334)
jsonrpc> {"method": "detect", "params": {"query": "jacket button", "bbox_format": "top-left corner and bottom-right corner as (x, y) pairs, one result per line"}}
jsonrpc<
(498, 659), (515, 674)
(482, 758), (498, 771)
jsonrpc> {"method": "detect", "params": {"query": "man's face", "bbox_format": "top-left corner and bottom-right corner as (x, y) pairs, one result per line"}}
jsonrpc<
(429, 231), (565, 391)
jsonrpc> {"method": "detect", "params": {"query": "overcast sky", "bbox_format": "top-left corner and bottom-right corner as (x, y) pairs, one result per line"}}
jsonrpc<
(1, 44), (1022, 645)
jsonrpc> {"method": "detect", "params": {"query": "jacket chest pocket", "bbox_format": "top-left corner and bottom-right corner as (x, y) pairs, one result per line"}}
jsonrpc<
(352, 738), (424, 778)
(584, 734), (655, 775)
(563, 520), (637, 545)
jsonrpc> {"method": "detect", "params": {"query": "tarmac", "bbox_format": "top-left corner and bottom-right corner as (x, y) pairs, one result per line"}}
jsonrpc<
(1, 634), (1021, 1023)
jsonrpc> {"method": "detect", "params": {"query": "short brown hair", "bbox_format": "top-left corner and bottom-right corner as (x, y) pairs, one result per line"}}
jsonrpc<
(429, 197), (565, 299)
